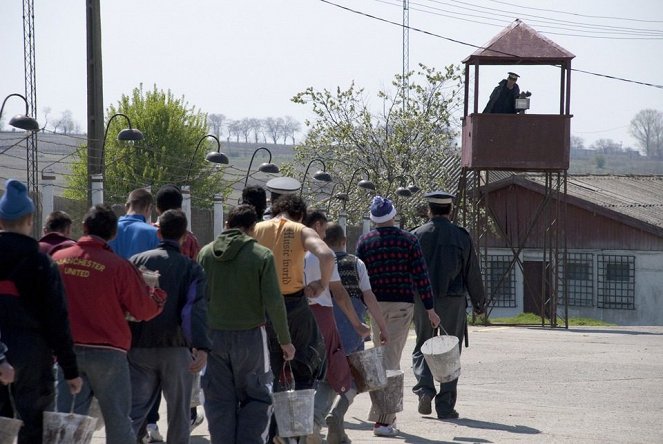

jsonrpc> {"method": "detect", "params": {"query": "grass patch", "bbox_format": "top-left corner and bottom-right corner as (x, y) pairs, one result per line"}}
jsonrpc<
(469, 312), (615, 326)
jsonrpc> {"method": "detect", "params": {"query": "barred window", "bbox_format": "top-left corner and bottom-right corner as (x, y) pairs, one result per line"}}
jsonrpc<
(484, 255), (517, 308)
(597, 255), (635, 310)
(559, 253), (593, 307)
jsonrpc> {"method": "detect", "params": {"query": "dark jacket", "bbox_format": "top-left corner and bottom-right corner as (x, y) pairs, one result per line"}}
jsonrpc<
(38, 232), (76, 255)
(0, 231), (79, 379)
(413, 217), (485, 309)
(483, 79), (520, 114)
(130, 240), (211, 351)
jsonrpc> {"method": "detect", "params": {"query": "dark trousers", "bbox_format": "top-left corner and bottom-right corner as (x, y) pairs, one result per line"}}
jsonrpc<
(0, 331), (54, 444)
(412, 295), (466, 416)
(128, 347), (194, 444)
(203, 327), (273, 444)
(267, 295), (326, 391)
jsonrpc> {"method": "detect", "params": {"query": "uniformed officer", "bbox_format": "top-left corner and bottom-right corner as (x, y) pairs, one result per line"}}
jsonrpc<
(262, 176), (301, 220)
(411, 191), (486, 420)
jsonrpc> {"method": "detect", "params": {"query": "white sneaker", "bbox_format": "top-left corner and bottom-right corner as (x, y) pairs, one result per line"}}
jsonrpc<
(373, 423), (399, 437)
(190, 407), (204, 432)
(146, 423), (164, 442)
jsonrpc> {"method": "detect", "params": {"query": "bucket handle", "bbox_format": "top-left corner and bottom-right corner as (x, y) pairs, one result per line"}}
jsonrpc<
(278, 361), (295, 392)
(434, 325), (451, 337)
(8, 384), (21, 420)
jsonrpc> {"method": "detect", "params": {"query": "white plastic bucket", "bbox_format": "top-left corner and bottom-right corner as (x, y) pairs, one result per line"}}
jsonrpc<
(42, 411), (97, 444)
(347, 346), (388, 393)
(272, 389), (316, 438)
(421, 334), (461, 383)
(368, 369), (404, 414)
(0, 417), (23, 444)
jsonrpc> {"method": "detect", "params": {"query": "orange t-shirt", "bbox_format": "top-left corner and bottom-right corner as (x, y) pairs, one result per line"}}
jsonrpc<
(254, 218), (305, 295)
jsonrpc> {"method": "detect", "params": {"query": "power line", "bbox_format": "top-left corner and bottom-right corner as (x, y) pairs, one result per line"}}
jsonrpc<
(319, 0), (663, 89)
(483, 0), (663, 24)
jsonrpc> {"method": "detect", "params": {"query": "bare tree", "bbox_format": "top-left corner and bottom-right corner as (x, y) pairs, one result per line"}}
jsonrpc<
(590, 138), (623, 154)
(282, 116), (301, 144)
(53, 110), (76, 134)
(227, 120), (241, 142)
(248, 118), (262, 143)
(570, 135), (585, 150)
(207, 113), (226, 139)
(42, 106), (52, 131)
(263, 117), (282, 144)
(630, 109), (663, 158)
(238, 118), (251, 143)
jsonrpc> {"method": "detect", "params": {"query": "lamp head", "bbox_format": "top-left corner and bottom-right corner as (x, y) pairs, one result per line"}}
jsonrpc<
(334, 192), (349, 202)
(407, 184), (421, 193)
(118, 128), (144, 142)
(313, 170), (332, 182)
(258, 162), (280, 174)
(206, 151), (229, 164)
(395, 186), (412, 197)
(9, 114), (39, 131)
(358, 179), (376, 190)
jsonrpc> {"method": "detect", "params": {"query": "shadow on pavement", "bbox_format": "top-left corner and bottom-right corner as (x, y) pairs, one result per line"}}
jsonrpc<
(190, 436), (211, 444)
(345, 417), (467, 444)
(426, 416), (541, 435)
(564, 328), (663, 336)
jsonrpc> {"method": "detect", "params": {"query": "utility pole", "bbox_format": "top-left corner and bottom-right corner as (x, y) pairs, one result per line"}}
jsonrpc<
(22, 0), (39, 237)
(402, 0), (409, 108)
(86, 0), (104, 207)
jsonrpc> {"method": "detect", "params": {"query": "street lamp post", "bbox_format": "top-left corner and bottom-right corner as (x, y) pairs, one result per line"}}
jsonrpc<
(242, 147), (280, 190)
(331, 168), (376, 232)
(300, 158), (333, 196)
(95, 113), (144, 205)
(187, 134), (229, 183)
(0, 93), (40, 131)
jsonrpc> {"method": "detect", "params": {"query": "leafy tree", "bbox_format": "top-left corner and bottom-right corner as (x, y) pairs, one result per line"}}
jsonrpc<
(290, 63), (462, 226)
(65, 85), (228, 205)
(630, 109), (663, 158)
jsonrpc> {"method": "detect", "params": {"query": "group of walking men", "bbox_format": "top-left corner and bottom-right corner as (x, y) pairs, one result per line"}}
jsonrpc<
(0, 174), (485, 444)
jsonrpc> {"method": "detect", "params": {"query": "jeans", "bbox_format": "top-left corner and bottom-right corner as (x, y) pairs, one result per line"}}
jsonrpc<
(128, 347), (194, 444)
(203, 327), (273, 444)
(57, 346), (136, 444)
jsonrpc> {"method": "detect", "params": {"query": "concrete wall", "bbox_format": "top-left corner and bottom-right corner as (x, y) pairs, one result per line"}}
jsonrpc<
(486, 248), (663, 326)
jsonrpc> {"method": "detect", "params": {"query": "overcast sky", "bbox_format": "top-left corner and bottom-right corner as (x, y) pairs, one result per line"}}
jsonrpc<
(1, 0), (661, 150)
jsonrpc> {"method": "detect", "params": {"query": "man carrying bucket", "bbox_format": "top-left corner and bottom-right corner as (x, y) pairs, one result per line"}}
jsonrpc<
(0, 179), (83, 443)
(411, 191), (486, 420)
(356, 196), (440, 438)
(199, 204), (295, 444)
(302, 211), (371, 443)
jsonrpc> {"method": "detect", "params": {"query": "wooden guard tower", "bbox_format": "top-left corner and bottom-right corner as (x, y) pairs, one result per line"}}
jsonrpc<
(457, 20), (575, 327)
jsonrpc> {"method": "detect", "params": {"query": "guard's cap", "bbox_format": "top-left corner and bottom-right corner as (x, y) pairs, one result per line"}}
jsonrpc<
(266, 177), (301, 195)
(424, 191), (455, 205)
(507, 72), (520, 80)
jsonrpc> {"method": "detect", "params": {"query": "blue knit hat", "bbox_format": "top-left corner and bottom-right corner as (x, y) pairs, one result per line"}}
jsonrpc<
(370, 195), (397, 223)
(0, 179), (35, 221)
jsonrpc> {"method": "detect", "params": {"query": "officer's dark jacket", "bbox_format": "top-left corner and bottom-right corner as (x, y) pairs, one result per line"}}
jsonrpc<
(413, 217), (485, 308)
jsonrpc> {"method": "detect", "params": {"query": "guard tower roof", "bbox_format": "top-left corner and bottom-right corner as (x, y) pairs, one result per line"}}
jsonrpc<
(463, 19), (575, 65)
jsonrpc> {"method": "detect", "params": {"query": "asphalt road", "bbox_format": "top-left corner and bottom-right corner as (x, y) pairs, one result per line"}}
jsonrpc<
(91, 325), (663, 443)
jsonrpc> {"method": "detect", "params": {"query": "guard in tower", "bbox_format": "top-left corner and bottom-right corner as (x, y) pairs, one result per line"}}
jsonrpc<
(483, 72), (521, 114)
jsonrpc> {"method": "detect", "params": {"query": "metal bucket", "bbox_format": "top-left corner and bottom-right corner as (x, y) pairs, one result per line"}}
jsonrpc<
(421, 334), (461, 383)
(369, 370), (404, 414)
(42, 411), (97, 444)
(0, 417), (23, 444)
(272, 389), (316, 438)
(347, 346), (388, 393)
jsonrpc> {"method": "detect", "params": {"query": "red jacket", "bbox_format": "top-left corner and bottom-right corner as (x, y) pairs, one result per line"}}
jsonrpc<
(53, 235), (164, 351)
